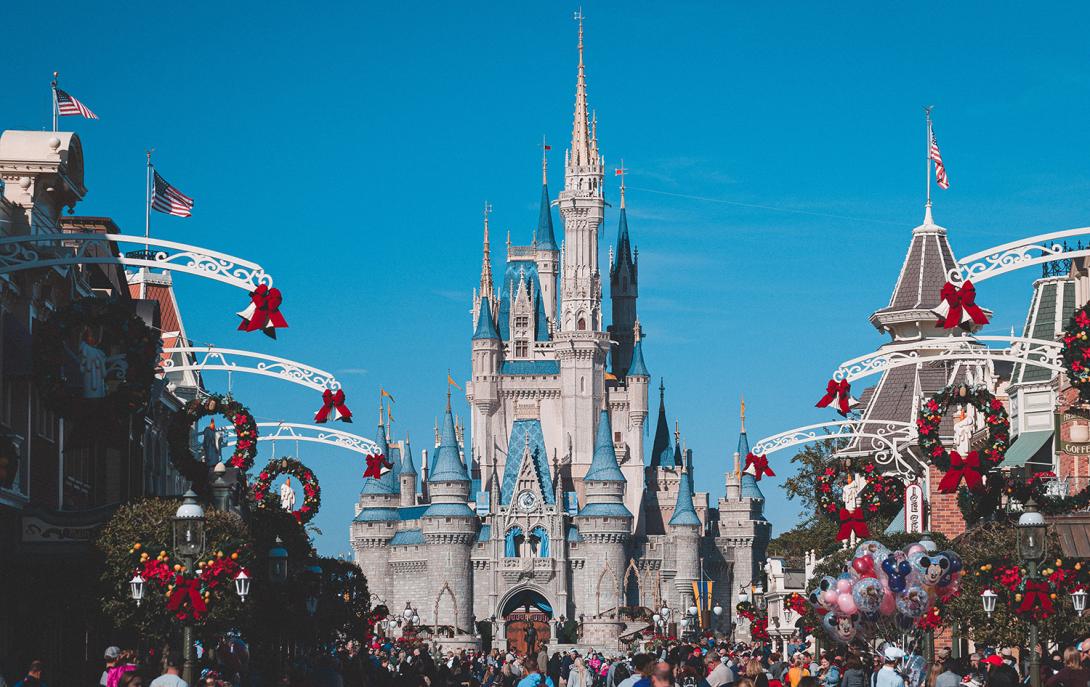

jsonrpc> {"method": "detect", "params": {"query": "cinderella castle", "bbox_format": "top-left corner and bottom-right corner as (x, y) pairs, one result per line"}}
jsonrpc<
(350, 17), (769, 650)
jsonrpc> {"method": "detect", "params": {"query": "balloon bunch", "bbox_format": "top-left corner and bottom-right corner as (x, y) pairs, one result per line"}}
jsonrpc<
(808, 539), (963, 644)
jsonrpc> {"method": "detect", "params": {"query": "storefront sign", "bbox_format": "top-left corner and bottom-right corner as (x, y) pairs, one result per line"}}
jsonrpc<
(904, 483), (924, 533)
(21, 515), (102, 543)
(1059, 412), (1090, 455)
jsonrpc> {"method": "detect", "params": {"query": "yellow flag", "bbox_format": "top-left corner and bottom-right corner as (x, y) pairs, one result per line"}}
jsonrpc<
(447, 374), (462, 391)
(381, 388), (396, 403)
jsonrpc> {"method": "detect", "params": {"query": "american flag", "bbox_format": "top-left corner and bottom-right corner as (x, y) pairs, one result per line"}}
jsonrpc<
(151, 170), (194, 218)
(55, 88), (98, 120)
(930, 125), (949, 190)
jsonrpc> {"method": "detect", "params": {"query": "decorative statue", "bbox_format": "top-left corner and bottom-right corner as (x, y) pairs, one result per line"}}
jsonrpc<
(279, 476), (296, 511)
(841, 472), (867, 510)
(952, 407), (975, 456)
(201, 419), (222, 465)
(79, 328), (107, 399)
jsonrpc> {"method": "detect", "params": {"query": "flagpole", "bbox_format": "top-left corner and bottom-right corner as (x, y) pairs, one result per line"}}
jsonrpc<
(142, 150), (152, 298)
(51, 72), (58, 132)
(924, 106), (933, 215)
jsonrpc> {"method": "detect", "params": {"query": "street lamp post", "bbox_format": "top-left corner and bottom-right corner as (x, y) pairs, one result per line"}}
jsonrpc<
(1017, 499), (1047, 687)
(173, 491), (206, 687)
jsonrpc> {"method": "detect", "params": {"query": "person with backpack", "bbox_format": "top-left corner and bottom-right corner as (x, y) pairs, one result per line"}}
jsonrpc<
(518, 657), (556, 687)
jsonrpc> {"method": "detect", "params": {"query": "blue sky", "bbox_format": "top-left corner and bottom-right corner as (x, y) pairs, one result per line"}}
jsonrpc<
(7, 2), (1090, 555)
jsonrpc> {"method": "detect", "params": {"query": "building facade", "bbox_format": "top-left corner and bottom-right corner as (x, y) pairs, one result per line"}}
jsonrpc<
(350, 21), (770, 650)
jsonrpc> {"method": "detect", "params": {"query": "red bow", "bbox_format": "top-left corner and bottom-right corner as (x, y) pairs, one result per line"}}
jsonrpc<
(836, 508), (869, 541)
(816, 379), (856, 416)
(363, 452), (393, 480)
(935, 281), (989, 330)
(937, 450), (984, 493)
(1016, 579), (1054, 616)
(166, 575), (207, 618)
(314, 389), (353, 424)
(744, 452), (775, 481)
(237, 284), (289, 339)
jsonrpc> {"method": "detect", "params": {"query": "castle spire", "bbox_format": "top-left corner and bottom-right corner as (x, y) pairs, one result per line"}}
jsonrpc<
(569, 7), (592, 169)
(479, 202), (495, 304)
(740, 394), (746, 433)
(542, 135), (549, 186)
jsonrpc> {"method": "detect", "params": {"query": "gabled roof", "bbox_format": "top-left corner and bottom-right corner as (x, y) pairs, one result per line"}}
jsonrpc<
(535, 184), (558, 250)
(500, 419), (555, 504)
(586, 410), (625, 482)
(497, 260), (542, 341)
(669, 468), (700, 527)
(1011, 277), (1075, 386)
(473, 297), (500, 340)
(429, 405), (469, 483)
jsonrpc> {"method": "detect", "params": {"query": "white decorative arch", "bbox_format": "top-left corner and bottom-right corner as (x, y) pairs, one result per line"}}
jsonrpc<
(751, 420), (919, 478)
(831, 335), (1063, 384)
(161, 346), (342, 392)
(952, 227), (1090, 284)
(495, 584), (559, 620)
(0, 232), (274, 292)
(434, 582), (458, 632)
(221, 422), (380, 456)
(596, 562), (621, 616)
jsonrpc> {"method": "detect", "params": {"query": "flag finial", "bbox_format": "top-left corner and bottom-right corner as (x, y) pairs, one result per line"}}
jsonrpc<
(541, 135), (549, 185)
(615, 160), (627, 209)
(740, 394), (746, 433)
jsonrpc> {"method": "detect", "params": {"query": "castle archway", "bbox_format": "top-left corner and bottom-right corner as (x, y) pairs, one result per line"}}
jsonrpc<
(498, 587), (555, 656)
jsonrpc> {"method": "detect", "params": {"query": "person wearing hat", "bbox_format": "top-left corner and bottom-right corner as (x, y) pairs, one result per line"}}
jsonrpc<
(875, 648), (905, 687)
(100, 648), (120, 687)
(981, 655), (1017, 687)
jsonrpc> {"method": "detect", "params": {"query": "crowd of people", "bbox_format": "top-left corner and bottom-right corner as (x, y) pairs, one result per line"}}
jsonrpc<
(14, 635), (1090, 687)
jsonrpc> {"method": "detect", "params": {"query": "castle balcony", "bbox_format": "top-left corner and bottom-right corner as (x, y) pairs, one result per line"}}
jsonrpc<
(498, 556), (555, 584)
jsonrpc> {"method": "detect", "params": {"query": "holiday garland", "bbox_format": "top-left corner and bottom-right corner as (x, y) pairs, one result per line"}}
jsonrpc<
(128, 540), (251, 622)
(166, 394), (258, 489)
(958, 470), (1090, 525)
(917, 384), (1010, 491)
(1062, 305), (1090, 403)
(735, 601), (770, 641)
(32, 296), (159, 424)
(816, 457), (904, 539)
(970, 555), (1086, 623)
(250, 457), (321, 524)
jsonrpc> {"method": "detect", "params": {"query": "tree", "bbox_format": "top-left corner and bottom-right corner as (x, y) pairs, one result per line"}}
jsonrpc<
(768, 441), (898, 564)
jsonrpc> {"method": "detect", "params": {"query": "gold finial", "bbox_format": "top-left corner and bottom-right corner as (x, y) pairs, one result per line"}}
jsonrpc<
(615, 160), (627, 209)
(574, 7), (584, 63)
(378, 399), (384, 426)
(740, 394), (746, 433)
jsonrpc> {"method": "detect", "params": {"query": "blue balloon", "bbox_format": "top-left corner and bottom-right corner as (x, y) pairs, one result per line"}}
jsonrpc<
(897, 561), (912, 577)
(943, 551), (964, 574)
(889, 575), (907, 593)
(881, 556), (897, 575)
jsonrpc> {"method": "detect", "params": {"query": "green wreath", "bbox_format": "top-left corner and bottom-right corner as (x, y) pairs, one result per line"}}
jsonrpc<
(1062, 305), (1090, 402)
(815, 457), (904, 522)
(917, 384), (1009, 490)
(32, 297), (159, 424)
(250, 457), (321, 524)
(166, 394), (258, 490)
(959, 470), (1090, 525)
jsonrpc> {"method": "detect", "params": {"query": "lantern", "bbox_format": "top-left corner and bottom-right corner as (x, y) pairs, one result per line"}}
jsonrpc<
(981, 589), (998, 618)
(130, 574), (145, 606)
(688, 605), (698, 616)
(1072, 588), (1088, 614)
(268, 536), (288, 583)
(404, 602), (414, 619)
(738, 590), (750, 603)
(713, 605), (723, 616)
(173, 490), (206, 559)
(1017, 499), (1047, 563)
(234, 570), (250, 602)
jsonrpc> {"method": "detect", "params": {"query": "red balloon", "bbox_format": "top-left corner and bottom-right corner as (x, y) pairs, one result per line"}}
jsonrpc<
(851, 556), (874, 575)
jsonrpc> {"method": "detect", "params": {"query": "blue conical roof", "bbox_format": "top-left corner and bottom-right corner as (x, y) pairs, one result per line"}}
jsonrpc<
(615, 207), (633, 268)
(628, 337), (649, 377)
(402, 437), (417, 475)
(535, 184), (558, 249)
(473, 298), (500, 340)
(669, 467), (701, 527)
(649, 381), (673, 468)
(534, 293), (550, 342)
(361, 421), (397, 495)
(586, 410), (625, 482)
(741, 473), (766, 501)
(429, 404), (469, 483)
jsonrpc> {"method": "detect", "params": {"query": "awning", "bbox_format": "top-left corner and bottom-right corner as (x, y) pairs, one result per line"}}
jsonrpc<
(1001, 430), (1053, 468)
(884, 507), (906, 535)
(1050, 514), (1090, 558)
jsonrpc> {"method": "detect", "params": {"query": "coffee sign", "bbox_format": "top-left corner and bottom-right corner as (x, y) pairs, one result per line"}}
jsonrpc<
(1059, 412), (1090, 455)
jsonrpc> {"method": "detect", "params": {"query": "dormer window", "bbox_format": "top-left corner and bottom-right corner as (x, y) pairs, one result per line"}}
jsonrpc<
(514, 315), (530, 329)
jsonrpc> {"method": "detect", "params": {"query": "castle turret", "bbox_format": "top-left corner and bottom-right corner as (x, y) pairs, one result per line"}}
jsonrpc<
(575, 409), (631, 617)
(400, 434), (417, 507)
(669, 461), (701, 611)
(535, 151), (560, 324)
(350, 412), (399, 602)
(422, 395), (478, 634)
